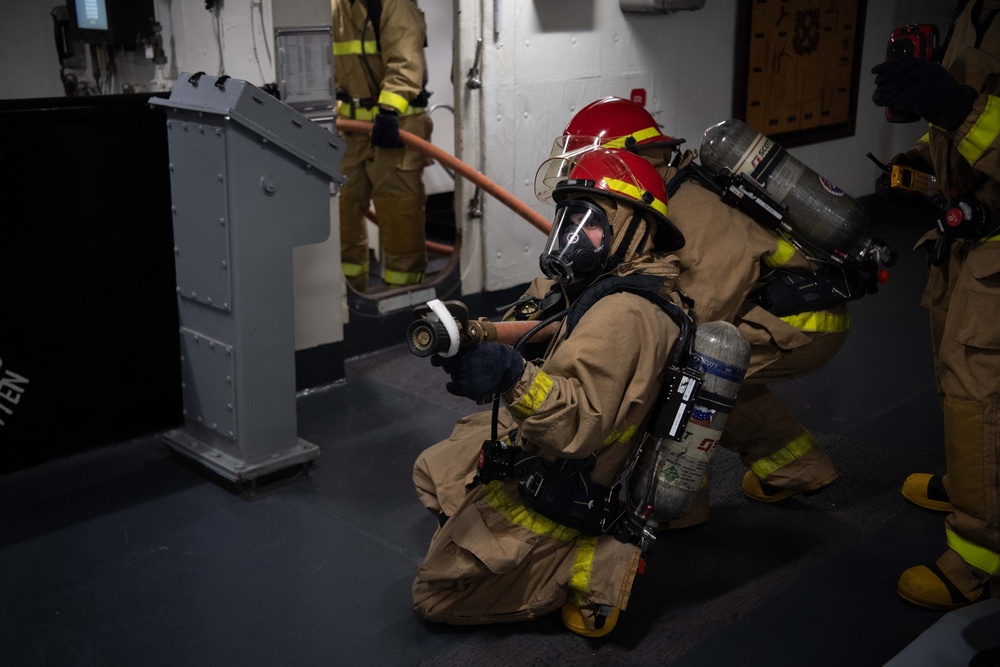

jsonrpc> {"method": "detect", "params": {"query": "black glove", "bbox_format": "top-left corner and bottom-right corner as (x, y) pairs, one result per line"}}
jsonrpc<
(871, 56), (978, 132)
(371, 107), (404, 149)
(431, 342), (526, 401)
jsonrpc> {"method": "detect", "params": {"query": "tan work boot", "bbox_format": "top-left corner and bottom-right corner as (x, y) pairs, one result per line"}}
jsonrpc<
(898, 549), (996, 611)
(561, 602), (620, 638)
(901, 473), (954, 512)
(662, 483), (710, 530)
(740, 470), (836, 504)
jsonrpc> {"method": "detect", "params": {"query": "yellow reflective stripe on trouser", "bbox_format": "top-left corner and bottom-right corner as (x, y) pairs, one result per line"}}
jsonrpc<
(342, 262), (367, 278)
(384, 269), (424, 286)
(509, 369), (554, 418)
(780, 309), (851, 332)
(483, 483), (597, 603)
(958, 95), (1000, 166)
(332, 40), (379, 56)
(946, 528), (1000, 576)
(750, 431), (816, 479)
(763, 238), (796, 268)
(601, 126), (662, 149)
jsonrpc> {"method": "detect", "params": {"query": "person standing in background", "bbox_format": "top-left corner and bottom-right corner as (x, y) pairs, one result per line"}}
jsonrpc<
(333, 0), (432, 293)
(871, 0), (1000, 611)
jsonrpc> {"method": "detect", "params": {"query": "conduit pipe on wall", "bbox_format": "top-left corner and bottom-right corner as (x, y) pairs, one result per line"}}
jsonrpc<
(336, 118), (553, 236)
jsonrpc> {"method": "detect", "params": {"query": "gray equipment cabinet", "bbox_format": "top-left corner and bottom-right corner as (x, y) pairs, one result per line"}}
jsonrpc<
(151, 72), (346, 483)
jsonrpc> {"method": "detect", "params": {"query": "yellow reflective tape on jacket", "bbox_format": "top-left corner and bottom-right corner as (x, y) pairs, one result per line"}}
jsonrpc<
(958, 95), (1000, 166)
(332, 40), (379, 56)
(780, 309), (851, 333)
(484, 482), (581, 541)
(604, 178), (668, 217)
(750, 432), (815, 480)
(601, 127), (661, 149)
(603, 424), (638, 446)
(379, 90), (410, 114)
(946, 527), (1000, 576)
(763, 238), (796, 268)
(337, 101), (426, 122)
(509, 369), (554, 418)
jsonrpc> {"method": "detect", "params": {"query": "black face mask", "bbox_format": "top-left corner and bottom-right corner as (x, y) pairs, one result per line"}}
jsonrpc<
(539, 200), (610, 286)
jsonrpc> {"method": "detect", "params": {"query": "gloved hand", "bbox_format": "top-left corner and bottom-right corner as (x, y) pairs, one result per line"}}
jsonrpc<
(371, 107), (404, 149)
(871, 56), (978, 131)
(431, 342), (526, 401)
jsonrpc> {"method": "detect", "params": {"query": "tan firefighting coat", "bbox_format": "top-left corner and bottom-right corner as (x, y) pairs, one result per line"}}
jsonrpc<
(413, 257), (685, 624)
(899, 0), (1000, 587)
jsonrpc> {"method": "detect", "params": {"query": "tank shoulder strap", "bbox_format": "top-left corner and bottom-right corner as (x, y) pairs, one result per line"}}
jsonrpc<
(564, 274), (693, 367)
(365, 0), (383, 51)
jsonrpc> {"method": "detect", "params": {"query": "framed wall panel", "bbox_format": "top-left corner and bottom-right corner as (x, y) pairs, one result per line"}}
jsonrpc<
(734, 0), (868, 147)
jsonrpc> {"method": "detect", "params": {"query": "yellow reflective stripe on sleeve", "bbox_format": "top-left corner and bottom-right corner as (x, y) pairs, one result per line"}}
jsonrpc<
(749, 431), (815, 480)
(780, 309), (851, 332)
(332, 40), (379, 56)
(341, 262), (368, 278)
(378, 90), (409, 114)
(958, 95), (1000, 166)
(339, 105), (425, 121)
(984, 233), (1000, 242)
(946, 528), (1000, 576)
(603, 424), (638, 446)
(763, 238), (796, 268)
(484, 482), (581, 541)
(919, 133), (930, 145)
(601, 127), (661, 149)
(509, 369), (554, 418)
(604, 178), (668, 217)
(568, 536), (599, 601)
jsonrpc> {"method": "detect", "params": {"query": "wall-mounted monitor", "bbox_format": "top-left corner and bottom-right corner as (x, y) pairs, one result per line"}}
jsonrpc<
(67, 0), (113, 44)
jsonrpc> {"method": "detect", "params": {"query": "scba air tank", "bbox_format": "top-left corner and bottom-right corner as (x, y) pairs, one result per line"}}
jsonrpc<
(699, 119), (872, 265)
(630, 321), (750, 525)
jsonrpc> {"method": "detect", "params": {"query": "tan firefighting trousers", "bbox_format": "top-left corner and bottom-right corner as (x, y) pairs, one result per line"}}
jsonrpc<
(924, 237), (1000, 582)
(722, 305), (849, 490)
(339, 112), (432, 291)
(412, 478), (642, 624)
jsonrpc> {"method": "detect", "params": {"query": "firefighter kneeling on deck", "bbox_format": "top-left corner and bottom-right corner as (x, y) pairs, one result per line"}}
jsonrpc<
(411, 148), (688, 637)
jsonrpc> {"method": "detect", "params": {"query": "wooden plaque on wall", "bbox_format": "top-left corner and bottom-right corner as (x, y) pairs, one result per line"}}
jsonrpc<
(734, 0), (868, 147)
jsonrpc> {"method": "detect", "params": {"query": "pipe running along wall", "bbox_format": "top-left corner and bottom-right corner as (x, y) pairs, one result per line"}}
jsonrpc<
(336, 118), (553, 236)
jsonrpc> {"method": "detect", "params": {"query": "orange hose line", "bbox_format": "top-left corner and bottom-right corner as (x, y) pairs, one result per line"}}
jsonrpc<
(336, 118), (552, 236)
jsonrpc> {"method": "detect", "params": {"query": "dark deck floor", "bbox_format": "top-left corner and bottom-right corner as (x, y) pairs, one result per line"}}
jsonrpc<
(3, 199), (999, 666)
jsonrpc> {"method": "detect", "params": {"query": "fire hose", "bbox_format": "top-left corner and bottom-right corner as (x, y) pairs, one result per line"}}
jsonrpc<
(336, 118), (553, 237)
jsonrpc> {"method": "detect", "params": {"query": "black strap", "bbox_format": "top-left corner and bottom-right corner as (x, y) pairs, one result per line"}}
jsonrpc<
(564, 274), (693, 368)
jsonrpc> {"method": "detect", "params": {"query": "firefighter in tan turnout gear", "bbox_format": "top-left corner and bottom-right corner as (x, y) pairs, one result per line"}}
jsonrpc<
(872, 0), (1000, 610)
(554, 97), (847, 514)
(411, 148), (689, 637)
(332, 0), (432, 292)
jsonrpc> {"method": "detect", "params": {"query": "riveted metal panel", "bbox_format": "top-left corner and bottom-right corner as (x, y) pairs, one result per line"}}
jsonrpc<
(167, 119), (233, 312)
(178, 327), (237, 440)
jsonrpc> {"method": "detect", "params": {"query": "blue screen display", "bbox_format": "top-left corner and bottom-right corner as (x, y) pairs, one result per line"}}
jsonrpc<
(74, 0), (109, 31)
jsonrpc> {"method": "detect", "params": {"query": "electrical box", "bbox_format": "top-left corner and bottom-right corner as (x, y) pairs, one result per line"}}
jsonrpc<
(150, 73), (346, 483)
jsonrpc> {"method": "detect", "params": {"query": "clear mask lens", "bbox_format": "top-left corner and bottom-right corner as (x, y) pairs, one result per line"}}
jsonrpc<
(539, 201), (609, 285)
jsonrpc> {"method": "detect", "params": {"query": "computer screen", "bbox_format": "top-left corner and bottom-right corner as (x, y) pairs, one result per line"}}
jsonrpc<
(74, 0), (109, 31)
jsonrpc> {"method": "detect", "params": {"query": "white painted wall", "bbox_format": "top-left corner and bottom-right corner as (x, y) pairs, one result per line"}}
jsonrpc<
(453, 0), (956, 294)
